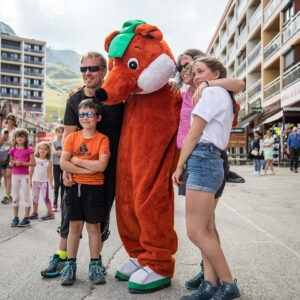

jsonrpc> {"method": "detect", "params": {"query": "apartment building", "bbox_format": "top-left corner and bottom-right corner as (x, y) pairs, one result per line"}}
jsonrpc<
(207, 0), (300, 134)
(0, 33), (46, 121)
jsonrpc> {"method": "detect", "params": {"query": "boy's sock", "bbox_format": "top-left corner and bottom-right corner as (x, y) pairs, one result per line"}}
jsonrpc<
(91, 258), (99, 262)
(57, 250), (67, 260)
(67, 258), (76, 262)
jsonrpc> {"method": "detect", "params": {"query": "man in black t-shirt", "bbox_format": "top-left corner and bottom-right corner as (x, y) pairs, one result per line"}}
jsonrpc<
(41, 51), (124, 278)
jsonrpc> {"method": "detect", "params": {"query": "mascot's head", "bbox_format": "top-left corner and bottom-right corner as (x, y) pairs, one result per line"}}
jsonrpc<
(96, 20), (176, 104)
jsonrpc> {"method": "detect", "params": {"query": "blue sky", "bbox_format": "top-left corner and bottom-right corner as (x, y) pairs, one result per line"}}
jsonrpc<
(0, 0), (228, 58)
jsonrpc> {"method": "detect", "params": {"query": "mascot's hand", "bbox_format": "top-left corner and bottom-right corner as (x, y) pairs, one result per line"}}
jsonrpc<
(192, 82), (208, 105)
(169, 81), (180, 94)
(95, 88), (108, 102)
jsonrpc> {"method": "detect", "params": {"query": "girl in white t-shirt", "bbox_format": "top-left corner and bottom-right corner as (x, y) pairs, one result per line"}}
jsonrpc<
(173, 57), (240, 300)
(29, 142), (54, 221)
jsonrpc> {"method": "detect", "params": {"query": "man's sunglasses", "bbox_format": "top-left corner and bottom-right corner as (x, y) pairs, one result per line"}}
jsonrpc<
(80, 66), (105, 73)
(78, 112), (96, 119)
(177, 62), (190, 72)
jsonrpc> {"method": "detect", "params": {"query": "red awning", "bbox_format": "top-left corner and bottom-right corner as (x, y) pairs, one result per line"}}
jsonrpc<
(38, 134), (55, 142)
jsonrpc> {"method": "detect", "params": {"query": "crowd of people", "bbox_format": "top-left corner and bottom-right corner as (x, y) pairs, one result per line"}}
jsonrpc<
(3, 44), (297, 300)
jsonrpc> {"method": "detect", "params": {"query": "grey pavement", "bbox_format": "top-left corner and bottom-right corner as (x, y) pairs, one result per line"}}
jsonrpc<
(0, 165), (299, 300)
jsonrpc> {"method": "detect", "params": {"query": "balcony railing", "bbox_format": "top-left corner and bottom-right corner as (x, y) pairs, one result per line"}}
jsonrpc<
(237, 0), (247, 16)
(248, 4), (262, 32)
(237, 59), (246, 76)
(227, 44), (236, 61)
(1, 68), (21, 74)
(228, 16), (236, 35)
(237, 27), (247, 48)
(24, 71), (44, 77)
(24, 59), (44, 65)
(24, 95), (43, 100)
(215, 44), (221, 57)
(264, 33), (280, 60)
(264, 77), (280, 100)
(236, 91), (247, 106)
(248, 80), (262, 100)
(283, 11), (300, 43)
(24, 48), (44, 54)
(220, 31), (227, 46)
(24, 83), (44, 89)
(1, 44), (21, 51)
(1, 80), (21, 86)
(1, 56), (21, 63)
(283, 62), (300, 89)
(264, 0), (281, 22)
(1, 93), (20, 98)
(248, 42), (261, 66)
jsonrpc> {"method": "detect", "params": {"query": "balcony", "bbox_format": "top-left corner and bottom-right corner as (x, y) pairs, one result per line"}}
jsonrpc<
(237, 59), (246, 76)
(248, 42), (261, 66)
(24, 95), (43, 100)
(24, 59), (44, 65)
(237, 0), (247, 16)
(227, 44), (236, 61)
(24, 71), (44, 77)
(248, 4), (262, 33)
(1, 43), (21, 51)
(1, 68), (21, 74)
(215, 44), (221, 57)
(283, 62), (300, 89)
(237, 27), (247, 48)
(228, 16), (236, 35)
(1, 93), (20, 99)
(24, 83), (43, 89)
(283, 11), (300, 44)
(264, 77), (280, 100)
(1, 56), (21, 63)
(264, 33), (280, 61)
(24, 47), (44, 54)
(236, 91), (247, 106)
(1, 80), (21, 86)
(220, 31), (227, 46)
(264, 0), (281, 22)
(248, 80), (262, 100)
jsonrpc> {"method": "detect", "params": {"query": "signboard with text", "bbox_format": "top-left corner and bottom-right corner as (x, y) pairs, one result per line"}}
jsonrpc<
(281, 80), (300, 107)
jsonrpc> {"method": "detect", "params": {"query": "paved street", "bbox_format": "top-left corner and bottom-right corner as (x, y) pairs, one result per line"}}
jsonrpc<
(0, 165), (299, 300)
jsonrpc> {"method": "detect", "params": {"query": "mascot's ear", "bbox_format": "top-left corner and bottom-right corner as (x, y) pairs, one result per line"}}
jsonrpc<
(135, 24), (163, 41)
(104, 30), (120, 52)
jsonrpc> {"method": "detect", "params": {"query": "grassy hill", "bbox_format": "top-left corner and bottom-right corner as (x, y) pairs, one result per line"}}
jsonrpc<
(45, 62), (82, 123)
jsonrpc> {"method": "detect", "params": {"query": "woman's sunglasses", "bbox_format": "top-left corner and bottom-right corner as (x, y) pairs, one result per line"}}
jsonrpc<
(78, 112), (96, 119)
(177, 62), (190, 72)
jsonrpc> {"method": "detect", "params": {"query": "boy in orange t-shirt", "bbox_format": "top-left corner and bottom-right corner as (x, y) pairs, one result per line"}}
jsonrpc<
(60, 99), (110, 286)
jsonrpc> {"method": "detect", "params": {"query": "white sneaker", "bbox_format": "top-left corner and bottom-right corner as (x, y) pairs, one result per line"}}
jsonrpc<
(115, 258), (141, 281)
(128, 266), (171, 294)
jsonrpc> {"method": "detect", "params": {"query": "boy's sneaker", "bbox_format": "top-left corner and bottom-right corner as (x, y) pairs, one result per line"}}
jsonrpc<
(99, 256), (107, 275)
(29, 212), (39, 219)
(212, 280), (240, 300)
(41, 213), (55, 220)
(11, 217), (19, 227)
(18, 218), (30, 227)
(2, 196), (10, 204)
(41, 254), (66, 278)
(8, 195), (13, 202)
(61, 260), (76, 285)
(180, 280), (217, 300)
(89, 260), (106, 284)
(52, 205), (58, 212)
(185, 261), (204, 290)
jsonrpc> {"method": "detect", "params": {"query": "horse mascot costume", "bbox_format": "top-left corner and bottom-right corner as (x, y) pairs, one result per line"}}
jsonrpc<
(96, 20), (182, 293)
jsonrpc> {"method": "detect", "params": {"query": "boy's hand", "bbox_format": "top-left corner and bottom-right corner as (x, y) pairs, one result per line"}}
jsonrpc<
(63, 171), (75, 186)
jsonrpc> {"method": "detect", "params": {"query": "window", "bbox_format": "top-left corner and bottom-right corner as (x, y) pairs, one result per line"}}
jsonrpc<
(283, 2), (295, 24)
(284, 47), (295, 69)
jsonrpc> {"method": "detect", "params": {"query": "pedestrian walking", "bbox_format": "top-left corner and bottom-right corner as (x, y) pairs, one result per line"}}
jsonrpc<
(263, 130), (275, 175)
(249, 131), (264, 175)
(288, 126), (300, 173)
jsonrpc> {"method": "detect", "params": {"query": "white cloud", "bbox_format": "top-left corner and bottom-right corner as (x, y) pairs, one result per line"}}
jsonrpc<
(0, 0), (228, 59)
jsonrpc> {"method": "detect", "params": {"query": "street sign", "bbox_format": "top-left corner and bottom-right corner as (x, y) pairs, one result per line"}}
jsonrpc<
(231, 128), (244, 133)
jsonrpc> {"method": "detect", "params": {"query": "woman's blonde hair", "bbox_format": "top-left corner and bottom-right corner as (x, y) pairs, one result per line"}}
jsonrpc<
(35, 142), (51, 160)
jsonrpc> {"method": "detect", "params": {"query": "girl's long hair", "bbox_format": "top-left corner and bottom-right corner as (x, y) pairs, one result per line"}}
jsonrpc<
(12, 128), (29, 149)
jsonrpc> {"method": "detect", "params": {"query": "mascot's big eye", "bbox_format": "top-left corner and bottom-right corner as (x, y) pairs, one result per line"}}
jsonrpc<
(128, 58), (139, 70)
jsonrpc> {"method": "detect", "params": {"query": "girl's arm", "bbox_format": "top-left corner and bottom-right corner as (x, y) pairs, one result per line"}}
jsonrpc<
(60, 151), (92, 174)
(48, 160), (54, 188)
(50, 143), (61, 157)
(70, 154), (109, 173)
(192, 78), (245, 104)
(172, 116), (206, 185)
(259, 139), (264, 155)
(9, 154), (14, 168)
(15, 153), (36, 167)
(29, 165), (34, 187)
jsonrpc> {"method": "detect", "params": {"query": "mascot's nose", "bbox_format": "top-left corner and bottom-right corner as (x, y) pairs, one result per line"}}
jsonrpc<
(95, 88), (108, 102)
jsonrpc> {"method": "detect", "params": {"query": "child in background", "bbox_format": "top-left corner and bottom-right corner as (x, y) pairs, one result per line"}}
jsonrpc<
(51, 125), (64, 212)
(9, 129), (35, 227)
(29, 142), (55, 220)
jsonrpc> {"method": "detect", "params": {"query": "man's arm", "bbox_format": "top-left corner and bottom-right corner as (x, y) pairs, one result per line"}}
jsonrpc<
(62, 125), (78, 145)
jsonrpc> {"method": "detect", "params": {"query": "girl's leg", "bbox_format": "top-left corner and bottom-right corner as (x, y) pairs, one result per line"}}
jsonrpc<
(21, 175), (31, 218)
(269, 161), (275, 173)
(265, 160), (270, 172)
(32, 182), (40, 213)
(13, 206), (19, 218)
(40, 182), (53, 213)
(86, 223), (101, 259)
(11, 174), (20, 217)
(67, 221), (84, 258)
(186, 189), (233, 283)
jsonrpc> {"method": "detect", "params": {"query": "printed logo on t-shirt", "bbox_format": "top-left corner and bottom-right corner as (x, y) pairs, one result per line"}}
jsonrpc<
(74, 144), (91, 156)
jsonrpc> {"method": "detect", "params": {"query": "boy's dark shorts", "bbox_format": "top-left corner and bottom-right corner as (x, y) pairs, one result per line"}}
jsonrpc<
(64, 183), (106, 224)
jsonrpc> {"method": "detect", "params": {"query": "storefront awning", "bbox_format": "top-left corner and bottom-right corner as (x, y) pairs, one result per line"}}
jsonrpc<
(238, 113), (259, 128)
(263, 110), (283, 124)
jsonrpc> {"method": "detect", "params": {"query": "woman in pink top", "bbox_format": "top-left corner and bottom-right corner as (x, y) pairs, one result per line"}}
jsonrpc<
(9, 129), (35, 227)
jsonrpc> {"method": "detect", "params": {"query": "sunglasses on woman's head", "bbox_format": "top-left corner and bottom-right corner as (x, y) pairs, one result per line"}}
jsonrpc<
(78, 112), (96, 119)
(177, 62), (190, 72)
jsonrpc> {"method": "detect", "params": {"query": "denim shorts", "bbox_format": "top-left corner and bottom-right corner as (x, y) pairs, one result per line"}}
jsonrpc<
(186, 143), (224, 194)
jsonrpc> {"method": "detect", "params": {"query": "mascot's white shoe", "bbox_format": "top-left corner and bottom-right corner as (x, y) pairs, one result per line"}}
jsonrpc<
(128, 266), (171, 294)
(115, 258), (141, 281)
